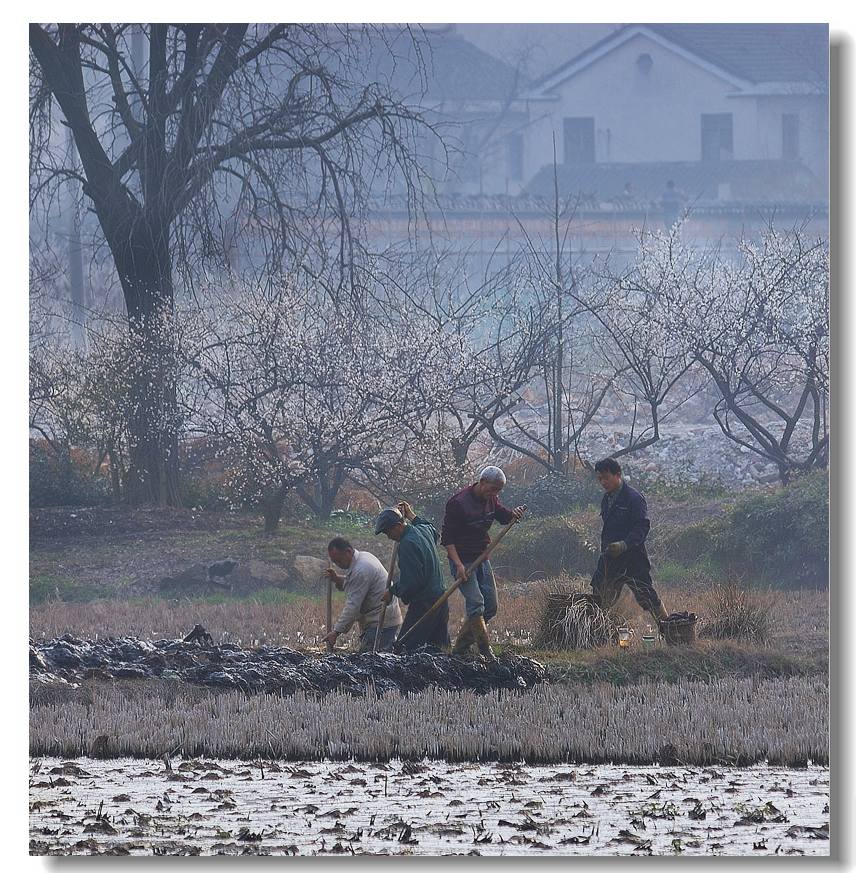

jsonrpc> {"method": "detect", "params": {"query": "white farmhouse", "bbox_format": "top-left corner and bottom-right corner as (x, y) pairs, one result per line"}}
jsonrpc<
(519, 23), (828, 205)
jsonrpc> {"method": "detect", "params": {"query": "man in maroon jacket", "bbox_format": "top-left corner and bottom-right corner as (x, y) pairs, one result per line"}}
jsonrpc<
(441, 466), (526, 660)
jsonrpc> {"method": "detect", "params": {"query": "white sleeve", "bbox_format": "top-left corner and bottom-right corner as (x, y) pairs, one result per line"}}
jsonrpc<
(333, 565), (370, 634)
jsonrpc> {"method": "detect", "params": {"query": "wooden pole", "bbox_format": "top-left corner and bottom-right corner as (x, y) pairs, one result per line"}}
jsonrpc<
(395, 508), (525, 651)
(373, 541), (400, 653)
(325, 565), (334, 653)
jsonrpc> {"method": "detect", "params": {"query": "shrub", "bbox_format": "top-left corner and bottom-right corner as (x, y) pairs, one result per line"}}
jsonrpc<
(403, 483), (457, 529)
(502, 471), (603, 517)
(649, 472), (828, 589)
(180, 473), (231, 511)
(711, 471), (828, 588)
(29, 442), (110, 507)
(651, 521), (717, 568)
(408, 470), (602, 530)
(625, 470), (731, 501)
(499, 513), (601, 579)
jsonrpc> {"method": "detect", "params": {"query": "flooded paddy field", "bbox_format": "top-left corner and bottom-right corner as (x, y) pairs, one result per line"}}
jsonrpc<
(29, 635), (830, 856)
(30, 757), (829, 856)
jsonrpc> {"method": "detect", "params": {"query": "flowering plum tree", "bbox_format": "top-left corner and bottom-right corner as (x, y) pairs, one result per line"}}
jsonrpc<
(189, 277), (464, 526)
(639, 223), (829, 482)
(372, 251), (549, 469)
(582, 231), (704, 459)
(31, 301), (202, 501)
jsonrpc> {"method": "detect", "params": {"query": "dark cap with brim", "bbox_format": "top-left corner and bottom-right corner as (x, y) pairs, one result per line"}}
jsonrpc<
(374, 507), (404, 535)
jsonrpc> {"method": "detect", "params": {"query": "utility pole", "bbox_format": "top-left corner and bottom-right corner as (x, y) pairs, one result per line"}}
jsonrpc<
(551, 134), (565, 473)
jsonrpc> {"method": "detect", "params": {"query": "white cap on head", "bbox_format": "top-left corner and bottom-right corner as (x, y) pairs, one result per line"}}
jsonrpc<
(478, 465), (506, 487)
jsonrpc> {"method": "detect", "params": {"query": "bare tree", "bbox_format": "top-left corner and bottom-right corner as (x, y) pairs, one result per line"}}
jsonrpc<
(30, 24), (441, 505)
(579, 234), (702, 460)
(483, 154), (619, 474)
(371, 248), (548, 469)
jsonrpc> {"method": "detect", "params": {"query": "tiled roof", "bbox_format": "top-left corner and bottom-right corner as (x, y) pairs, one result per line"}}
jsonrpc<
(531, 23), (828, 91)
(523, 160), (826, 204)
(366, 27), (525, 104)
(648, 24), (828, 86)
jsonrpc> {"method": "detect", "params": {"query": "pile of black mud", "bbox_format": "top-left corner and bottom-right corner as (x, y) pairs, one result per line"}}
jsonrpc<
(30, 634), (547, 696)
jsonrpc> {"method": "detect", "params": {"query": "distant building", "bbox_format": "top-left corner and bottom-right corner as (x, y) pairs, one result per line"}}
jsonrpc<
(520, 23), (829, 206)
(368, 26), (530, 197)
(367, 24), (829, 273)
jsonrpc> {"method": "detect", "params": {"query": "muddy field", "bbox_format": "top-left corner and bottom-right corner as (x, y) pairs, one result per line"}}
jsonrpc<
(29, 757), (829, 856)
(30, 634), (546, 695)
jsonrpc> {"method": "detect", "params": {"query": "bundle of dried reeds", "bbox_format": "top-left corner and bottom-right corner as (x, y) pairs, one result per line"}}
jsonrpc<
(533, 577), (615, 650)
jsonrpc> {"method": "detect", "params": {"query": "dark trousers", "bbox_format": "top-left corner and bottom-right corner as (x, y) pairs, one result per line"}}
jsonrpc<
(396, 598), (450, 652)
(358, 624), (399, 653)
(591, 551), (663, 613)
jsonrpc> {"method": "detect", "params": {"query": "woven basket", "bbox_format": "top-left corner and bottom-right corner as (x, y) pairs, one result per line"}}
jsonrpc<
(661, 612), (697, 646)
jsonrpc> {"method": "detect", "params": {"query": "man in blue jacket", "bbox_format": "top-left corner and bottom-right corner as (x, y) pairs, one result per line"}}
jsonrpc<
(375, 501), (450, 652)
(591, 457), (669, 625)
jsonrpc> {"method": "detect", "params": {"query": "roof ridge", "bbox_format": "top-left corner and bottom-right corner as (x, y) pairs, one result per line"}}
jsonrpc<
(528, 22), (827, 92)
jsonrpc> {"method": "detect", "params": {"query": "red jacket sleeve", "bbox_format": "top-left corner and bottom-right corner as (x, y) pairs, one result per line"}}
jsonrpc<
(494, 496), (514, 525)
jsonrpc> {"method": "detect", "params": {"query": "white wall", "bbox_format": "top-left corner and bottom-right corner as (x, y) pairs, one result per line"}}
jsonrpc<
(751, 94), (829, 184)
(521, 32), (828, 185)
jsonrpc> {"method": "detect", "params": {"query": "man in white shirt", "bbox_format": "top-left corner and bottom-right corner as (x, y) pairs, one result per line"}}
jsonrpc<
(322, 537), (402, 652)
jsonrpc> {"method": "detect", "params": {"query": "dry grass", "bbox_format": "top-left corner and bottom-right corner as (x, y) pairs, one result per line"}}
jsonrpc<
(28, 582), (828, 664)
(699, 579), (775, 644)
(27, 590), (540, 650)
(29, 675), (828, 766)
(521, 639), (819, 686)
(30, 597), (323, 649)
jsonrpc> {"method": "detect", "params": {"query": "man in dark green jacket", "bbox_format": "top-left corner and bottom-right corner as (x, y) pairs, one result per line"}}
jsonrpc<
(376, 501), (450, 652)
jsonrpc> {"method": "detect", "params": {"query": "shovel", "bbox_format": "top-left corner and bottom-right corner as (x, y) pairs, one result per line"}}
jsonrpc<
(373, 541), (400, 653)
(324, 561), (335, 653)
(394, 507), (525, 652)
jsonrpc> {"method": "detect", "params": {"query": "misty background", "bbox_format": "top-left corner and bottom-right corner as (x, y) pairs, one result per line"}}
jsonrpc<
(29, 23), (829, 517)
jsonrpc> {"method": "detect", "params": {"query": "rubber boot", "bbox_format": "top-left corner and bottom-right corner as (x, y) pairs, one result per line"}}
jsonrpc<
(471, 615), (497, 664)
(451, 618), (475, 657)
(651, 603), (669, 633)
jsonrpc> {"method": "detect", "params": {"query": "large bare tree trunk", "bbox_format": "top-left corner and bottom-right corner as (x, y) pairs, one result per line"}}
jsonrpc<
(261, 485), (288, 534)
(116, 224), (181, 506)
(31, 23), (441, 510)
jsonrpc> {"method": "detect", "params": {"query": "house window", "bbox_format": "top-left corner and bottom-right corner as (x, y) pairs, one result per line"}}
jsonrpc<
(507, 132), (524, 181)
(636, 52), (653, 74)
(457, 124), (480, 182)
(701, 113), (733, 161)
(782, 113), (800, 159)
(564, 117), (595, 163)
